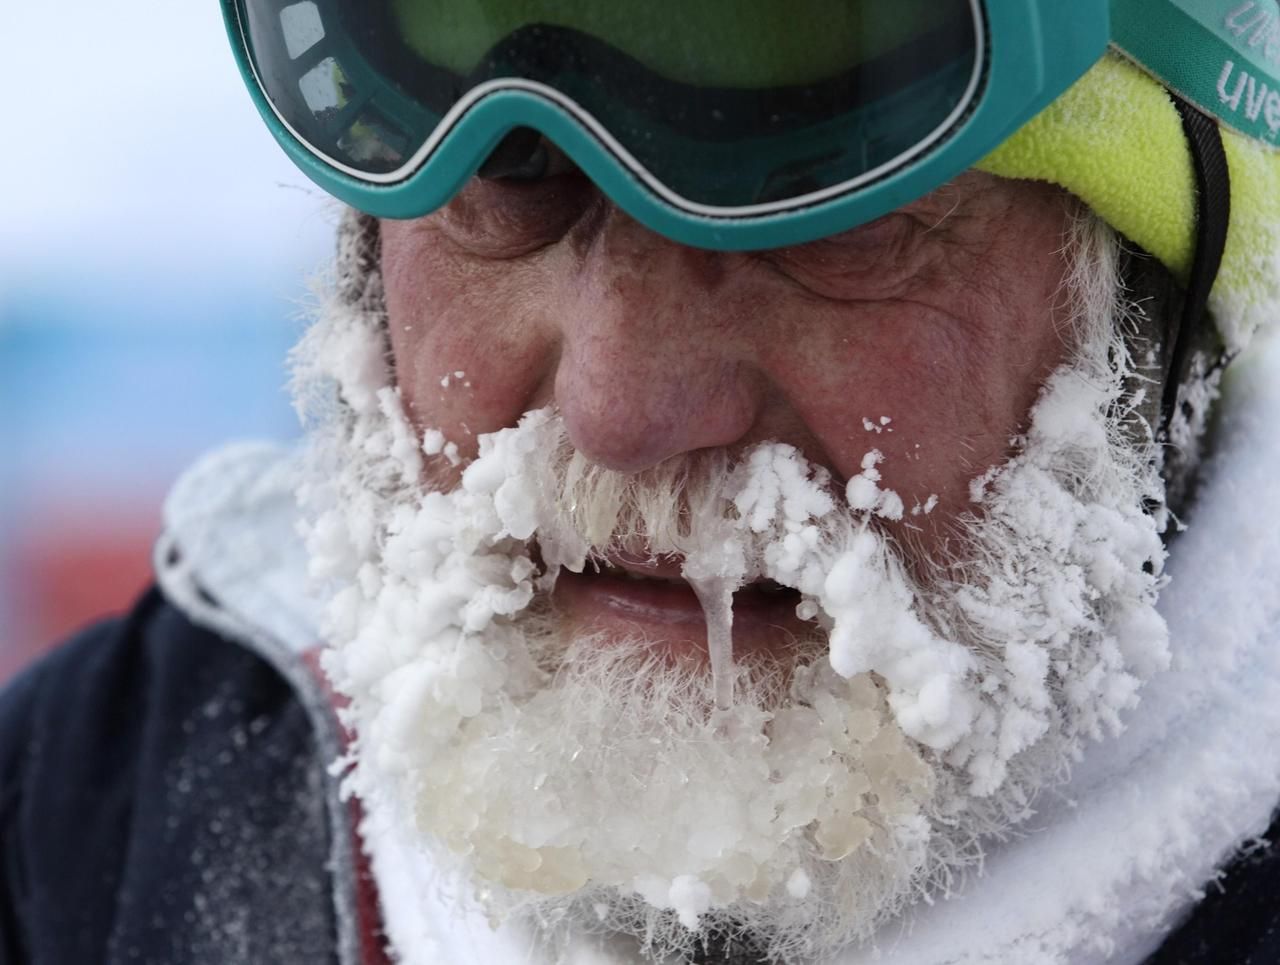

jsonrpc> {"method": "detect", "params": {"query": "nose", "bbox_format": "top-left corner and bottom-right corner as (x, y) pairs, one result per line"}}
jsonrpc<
(553, 211), (764, 473)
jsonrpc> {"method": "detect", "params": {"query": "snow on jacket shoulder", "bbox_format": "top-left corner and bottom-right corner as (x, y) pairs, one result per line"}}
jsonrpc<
(0, 589), (350, 965)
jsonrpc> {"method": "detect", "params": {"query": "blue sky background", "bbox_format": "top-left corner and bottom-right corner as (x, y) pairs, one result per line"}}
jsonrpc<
(1, 2), (333, 649)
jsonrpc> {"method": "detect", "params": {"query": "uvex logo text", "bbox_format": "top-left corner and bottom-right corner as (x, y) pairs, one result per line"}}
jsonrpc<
(1217, 59), (1280, 139)
(1224, 1), (1280, 68)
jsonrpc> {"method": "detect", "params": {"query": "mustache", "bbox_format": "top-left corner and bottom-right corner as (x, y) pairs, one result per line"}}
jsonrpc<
(452, 415), (866, 577)
(549, 442), (741, 560)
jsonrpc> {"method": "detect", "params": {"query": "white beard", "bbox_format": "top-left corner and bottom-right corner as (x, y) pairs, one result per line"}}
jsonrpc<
(293, 215), (1170, 963)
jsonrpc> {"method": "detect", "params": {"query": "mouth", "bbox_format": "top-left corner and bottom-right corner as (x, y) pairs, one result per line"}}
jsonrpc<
(549, 549), (815, 663)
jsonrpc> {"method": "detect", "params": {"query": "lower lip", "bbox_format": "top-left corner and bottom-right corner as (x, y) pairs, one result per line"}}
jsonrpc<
(551, 568), (814, 662)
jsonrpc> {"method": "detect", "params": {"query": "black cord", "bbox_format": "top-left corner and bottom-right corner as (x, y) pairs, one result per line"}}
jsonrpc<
(1160, 99), (1232, 438)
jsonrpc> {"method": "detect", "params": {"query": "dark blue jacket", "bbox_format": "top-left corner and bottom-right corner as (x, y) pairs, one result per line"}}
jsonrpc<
(0, 589), (355, 965)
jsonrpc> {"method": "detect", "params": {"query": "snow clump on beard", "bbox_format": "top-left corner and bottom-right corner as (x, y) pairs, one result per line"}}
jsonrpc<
(293, 214), (1170, 963)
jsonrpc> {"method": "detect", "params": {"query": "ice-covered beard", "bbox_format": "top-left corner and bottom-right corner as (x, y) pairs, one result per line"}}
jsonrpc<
(294, 216), (1170, 963)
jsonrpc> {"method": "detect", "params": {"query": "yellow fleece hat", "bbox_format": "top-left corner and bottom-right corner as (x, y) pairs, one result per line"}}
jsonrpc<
(975, 51), (1280, 355)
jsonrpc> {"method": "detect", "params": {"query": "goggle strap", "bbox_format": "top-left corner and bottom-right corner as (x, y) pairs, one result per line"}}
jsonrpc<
(1160, 97), (1232, 440)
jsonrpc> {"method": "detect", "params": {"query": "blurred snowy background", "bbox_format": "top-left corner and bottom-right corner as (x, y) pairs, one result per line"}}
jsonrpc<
(1, 2), (333, 680)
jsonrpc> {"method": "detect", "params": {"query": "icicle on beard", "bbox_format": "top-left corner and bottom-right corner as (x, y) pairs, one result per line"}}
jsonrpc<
(294, 214), (1170, 964)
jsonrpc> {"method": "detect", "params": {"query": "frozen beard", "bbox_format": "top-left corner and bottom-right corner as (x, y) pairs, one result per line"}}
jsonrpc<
(295, 216), (1170, 964)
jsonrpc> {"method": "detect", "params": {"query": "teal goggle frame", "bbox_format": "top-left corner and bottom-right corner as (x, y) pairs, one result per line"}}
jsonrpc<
(222, 0), (1111, 252)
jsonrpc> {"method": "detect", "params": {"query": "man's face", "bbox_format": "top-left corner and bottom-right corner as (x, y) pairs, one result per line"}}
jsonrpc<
(302, 165), (1168, 962)
(380, 169), (1077, 660)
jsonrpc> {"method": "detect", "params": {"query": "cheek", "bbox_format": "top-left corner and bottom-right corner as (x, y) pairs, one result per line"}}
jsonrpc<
(763, 297), (1068, 544)
(382, 222), (558, 454)
(768, 317), (982, 502)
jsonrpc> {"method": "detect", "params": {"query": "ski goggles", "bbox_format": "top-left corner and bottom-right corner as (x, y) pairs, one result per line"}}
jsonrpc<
(222, 0), (1110, 251)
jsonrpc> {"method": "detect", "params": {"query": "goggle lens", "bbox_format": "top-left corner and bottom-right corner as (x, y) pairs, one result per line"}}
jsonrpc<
(235, 0), (986, 214)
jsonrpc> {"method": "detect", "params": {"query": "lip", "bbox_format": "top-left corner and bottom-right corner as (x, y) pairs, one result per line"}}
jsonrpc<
(550, 551), (815, 663)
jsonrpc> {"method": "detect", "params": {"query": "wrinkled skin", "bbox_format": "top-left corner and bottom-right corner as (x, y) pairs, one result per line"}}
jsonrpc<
(382, 170), (1076, 562)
